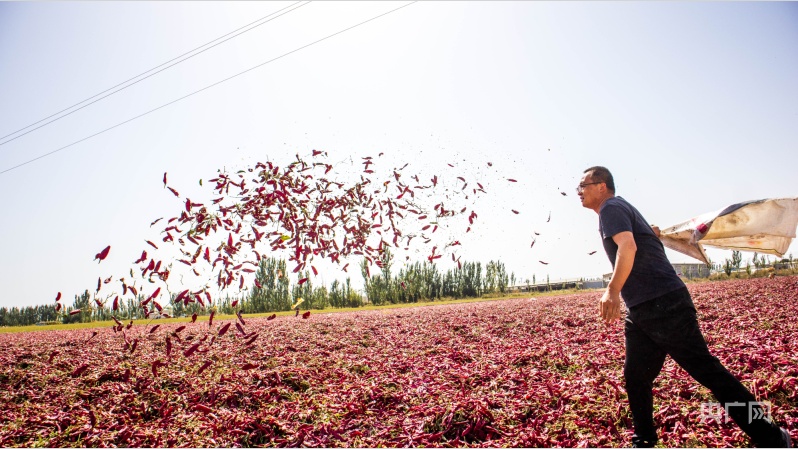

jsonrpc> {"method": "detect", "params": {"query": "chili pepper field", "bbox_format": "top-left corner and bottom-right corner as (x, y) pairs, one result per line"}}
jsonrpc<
(1, 277), (796, 447)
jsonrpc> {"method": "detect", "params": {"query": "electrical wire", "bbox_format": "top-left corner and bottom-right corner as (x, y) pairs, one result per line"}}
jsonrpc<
(0, 1), (310, 147)
(0, 1), (417, 176)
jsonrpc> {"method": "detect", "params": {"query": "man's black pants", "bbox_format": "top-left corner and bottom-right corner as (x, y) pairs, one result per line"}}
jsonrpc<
(624, 287), (784, 447)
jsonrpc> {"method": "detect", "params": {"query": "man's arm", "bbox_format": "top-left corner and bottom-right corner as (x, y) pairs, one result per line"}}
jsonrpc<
(600, 231), (637, 322)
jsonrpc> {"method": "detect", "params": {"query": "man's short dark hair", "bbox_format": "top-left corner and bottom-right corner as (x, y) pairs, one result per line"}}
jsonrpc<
(584, 166), (615, 193)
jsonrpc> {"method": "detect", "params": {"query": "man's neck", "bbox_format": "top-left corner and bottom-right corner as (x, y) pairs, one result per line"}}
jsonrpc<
(593, 194), (615, 214)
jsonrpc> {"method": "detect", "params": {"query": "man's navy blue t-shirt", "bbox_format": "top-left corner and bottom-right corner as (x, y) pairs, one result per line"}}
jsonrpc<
(599, 196), (684, 308)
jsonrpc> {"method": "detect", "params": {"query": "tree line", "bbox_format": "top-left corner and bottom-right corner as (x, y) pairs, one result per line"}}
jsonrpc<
(0, 252), (515, 327)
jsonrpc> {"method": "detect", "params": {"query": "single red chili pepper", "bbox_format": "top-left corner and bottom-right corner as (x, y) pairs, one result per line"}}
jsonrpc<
(197, 360), (212, 375)
(94, 245), (111, 262)
(183, 343), (200, 357)
(71, 364), (89, 377)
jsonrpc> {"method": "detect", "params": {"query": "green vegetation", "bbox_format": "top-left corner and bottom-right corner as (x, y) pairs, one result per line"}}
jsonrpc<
(707, 252), (797, 281)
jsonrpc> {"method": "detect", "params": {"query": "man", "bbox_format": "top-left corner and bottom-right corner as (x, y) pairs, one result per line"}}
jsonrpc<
(578, 166), (790, 448)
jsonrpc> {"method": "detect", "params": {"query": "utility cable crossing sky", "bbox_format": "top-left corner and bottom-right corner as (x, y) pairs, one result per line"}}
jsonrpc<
(0, 1), (309, 147)
(0, 1), (416, 176)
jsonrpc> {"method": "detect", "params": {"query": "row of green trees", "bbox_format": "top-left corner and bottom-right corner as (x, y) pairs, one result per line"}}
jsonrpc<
(210, 253), (514, 314)
(1, 253), (515, 326)
(0, 290), (157, 327)
(716, 251), (795, 276)
(360, 249), (513, 305)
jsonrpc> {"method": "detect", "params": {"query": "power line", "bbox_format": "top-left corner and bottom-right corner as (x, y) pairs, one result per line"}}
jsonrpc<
(0, 1), (310, 147)
(0, 1), (417, 176)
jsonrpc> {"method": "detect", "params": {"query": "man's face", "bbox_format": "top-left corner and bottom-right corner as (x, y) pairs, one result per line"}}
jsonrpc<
(577, 172), (604, 210)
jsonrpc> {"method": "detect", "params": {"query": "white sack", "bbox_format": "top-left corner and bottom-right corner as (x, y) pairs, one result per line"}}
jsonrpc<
(659, 198), (798, 264)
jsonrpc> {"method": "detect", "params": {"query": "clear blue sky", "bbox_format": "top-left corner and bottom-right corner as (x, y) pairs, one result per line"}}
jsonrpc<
(1, 2), (797, 309)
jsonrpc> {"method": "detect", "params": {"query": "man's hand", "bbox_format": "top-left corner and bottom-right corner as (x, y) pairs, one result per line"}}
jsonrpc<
(599, 289), (622, 323)
(651, 224), (661, 238)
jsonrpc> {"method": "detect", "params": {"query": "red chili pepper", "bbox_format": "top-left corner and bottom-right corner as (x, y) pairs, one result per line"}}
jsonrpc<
(94, 245), (111, 262)
(183, 342), (200, 357)
(194, 404), (213, 414)
(134, 250), (147, 264)
(71, 364), (89, 377)
(152, 360), (165, 377)
(197, 360), (212, 375)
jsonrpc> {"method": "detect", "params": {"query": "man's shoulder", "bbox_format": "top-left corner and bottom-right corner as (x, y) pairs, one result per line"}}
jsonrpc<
(600, 196), (633, 214)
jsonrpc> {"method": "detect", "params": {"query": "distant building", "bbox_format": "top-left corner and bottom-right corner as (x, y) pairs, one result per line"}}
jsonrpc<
(671, 263), (711, 279)
(582, 279), (606, 289)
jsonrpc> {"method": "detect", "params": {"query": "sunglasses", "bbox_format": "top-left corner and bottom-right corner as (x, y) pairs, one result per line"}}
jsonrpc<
(576, 182), (603, 193)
